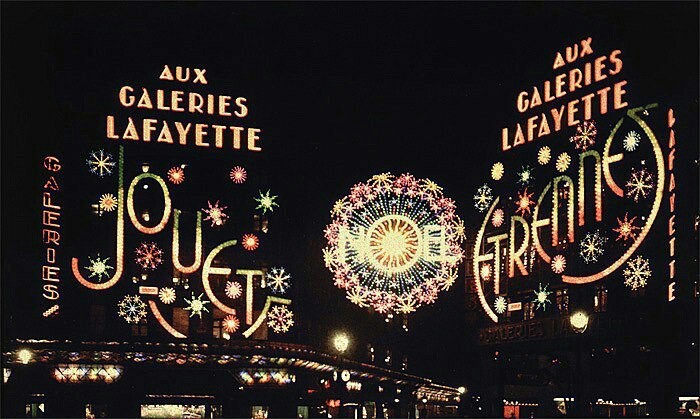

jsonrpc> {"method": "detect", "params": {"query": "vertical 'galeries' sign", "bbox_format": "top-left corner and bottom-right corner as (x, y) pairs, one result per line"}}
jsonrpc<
(472, 37), (670, 323)
(41, 65), (295, 338)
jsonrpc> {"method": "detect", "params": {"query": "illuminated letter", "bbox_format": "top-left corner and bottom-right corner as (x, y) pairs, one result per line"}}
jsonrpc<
(72, 146), (124, 290)
(127, 172), (172, 234)
(508, 216), (530, 278)
(202, 240), (237, 315)
(172, 209), (202, 274)
(578, 151), (602, 226)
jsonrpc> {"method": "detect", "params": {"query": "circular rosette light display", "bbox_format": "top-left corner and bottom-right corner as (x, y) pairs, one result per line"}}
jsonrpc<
(323, 173), (465, 315)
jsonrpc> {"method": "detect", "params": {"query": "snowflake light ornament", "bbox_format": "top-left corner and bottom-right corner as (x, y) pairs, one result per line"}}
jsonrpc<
(623, 131), (640, 152)
(492, 208), (505, 227)
(99, 193), (118, 212)
(556, 153), (571, 172)
(613, 213), (641, 243)
(626, 168), (654, 203)
(579, 230), (607, 264)
(267, 305), (294, 333)
(533, 283), (552, 311)
(494, 296), (507, 314)
(223, 314), (241, 333)
(242, 234), (259, 251)
(229, 166), (247, 184)
(86, 150), (116, 177)
(473, 184), (493, 212)
(167, 166), (185, 184)
(255, 190), (279, 214)
(537, 146), (551, 165)
(491, 162), (504, 181)
(551, 255), (567, 274)
(159, 287), (176, 304)
(517, 165), (534, 185)
(266, 267), (291, 294)
(203, 200), (229, 227)
(135, 242), (164, 271)
(515, 188), (535, 217)
(117, 295), (147, 324)
(225, 281), (243, 299)
(85, 255), (113, 282)
(184, 293), (210, 318)
(569, 120), (597, 151)
(623, 255), (651, 290)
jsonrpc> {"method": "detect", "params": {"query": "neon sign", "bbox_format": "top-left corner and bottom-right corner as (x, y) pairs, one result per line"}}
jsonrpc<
(473, 37), (668, 323)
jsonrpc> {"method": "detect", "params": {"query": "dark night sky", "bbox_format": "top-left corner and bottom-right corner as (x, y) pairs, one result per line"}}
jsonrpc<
(2, 2), (698, 385)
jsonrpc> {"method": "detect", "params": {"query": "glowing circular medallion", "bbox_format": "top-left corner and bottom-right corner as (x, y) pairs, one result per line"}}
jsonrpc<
(323, 173), (465, 315)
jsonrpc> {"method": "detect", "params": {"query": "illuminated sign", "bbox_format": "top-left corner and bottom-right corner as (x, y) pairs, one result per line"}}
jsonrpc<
(323, 173), (465, 315)
(473, 37), (669, 323)
(106, 65), (263, 151)
(667, 109), (677, 301)
(63, 64), (293, 339)
(41, 156), (63, 308)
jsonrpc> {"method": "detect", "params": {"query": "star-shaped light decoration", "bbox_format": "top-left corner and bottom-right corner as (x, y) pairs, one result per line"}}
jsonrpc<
(555, 153), (571, 172)
(99, 193), (118, 212)
(492, 208), (505, 227)
(491, 162), (504, 181)
(623, 255), (652, 290)
(613, 213), (641, 243)
(537, 146), (551, 165)
(255, 190), (279, 214)
(225, 281), (243, 299)
(159, 287), (176, 305)
(229, 166), (247, 184)
(184, 293), (210, 318)
(517, 165), (534, 185)
(494, 296), (507, 314)
(167, 166), (185, 184)
(515, 188), (535, 217)
(533, 283), (552, 311)
(242, 234), (259, 251)
(266, 267), (291, 294)
(551, 255), (567, 274)
(623, 131), (640, 152)
(569, 120), (597, 151)
(473, 184), (493, 212)
(85, 255), (113, 282)
(86, 150), (116, 177)
(203, 200), (229, 227)
(223, 314), (241, 333)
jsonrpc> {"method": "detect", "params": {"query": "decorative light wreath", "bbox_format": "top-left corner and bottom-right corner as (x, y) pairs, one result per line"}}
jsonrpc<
(323, 173), (465, 314)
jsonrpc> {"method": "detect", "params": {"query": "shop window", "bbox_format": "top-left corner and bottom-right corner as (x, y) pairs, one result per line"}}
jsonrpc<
(253, 215), (269, 233)
(212, 319), (223, 339)
(556, 289), (569, 314)
(173, 308), (190, 335)
(594, 286), (608, 312)
(89, 304), (105, 336)
(131, 317), (148, 337)
(523, 301), (535, 321)
(251, 406), (269, 419)
(25, 403), (44, 418)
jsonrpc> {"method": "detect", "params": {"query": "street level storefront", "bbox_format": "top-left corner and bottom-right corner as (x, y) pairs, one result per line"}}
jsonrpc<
(2, 340), (461, 418)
